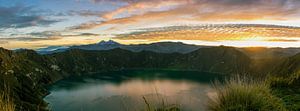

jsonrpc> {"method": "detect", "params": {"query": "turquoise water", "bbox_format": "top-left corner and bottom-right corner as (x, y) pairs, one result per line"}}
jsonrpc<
(44, 70), (223, 111)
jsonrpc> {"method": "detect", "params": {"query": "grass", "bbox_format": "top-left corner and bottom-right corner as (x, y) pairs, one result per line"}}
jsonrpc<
(142, 96), (180, 111)
(208, 76), (287, 111)
(269, 72), (300, 110)
(0, 86), (15, 111)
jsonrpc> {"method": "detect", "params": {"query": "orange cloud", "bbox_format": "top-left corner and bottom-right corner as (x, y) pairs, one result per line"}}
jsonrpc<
(116, 25), (300, 42)
(71, 0), (300, 32)
(101, 0), (192, 20)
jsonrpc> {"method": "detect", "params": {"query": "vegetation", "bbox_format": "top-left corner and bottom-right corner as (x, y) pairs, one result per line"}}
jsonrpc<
(269, 72), (300, 110)
(0, 86), (15, 111)
(1, 46), (300, 111)
(51, 46), (250, 75)
(208, 76), (287, 111)
(208, 70), (300, 111)
(272, 53), (300, 75)
(142, 96), (180, 111)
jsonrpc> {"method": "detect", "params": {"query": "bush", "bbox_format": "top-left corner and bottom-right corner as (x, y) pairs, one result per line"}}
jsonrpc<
(208, 76), (286, 111)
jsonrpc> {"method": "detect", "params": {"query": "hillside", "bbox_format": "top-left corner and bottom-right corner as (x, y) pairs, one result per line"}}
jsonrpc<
(50, 46), (250, 75)
(37, 41), (201, 54)
(239, 47), (300, 75)
(273, 53), (300, 75)
(0, 46), (252, 110)
(0, 48), (61, 111)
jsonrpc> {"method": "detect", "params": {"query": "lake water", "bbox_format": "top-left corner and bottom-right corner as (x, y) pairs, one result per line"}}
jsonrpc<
(44, 70), (224, 111)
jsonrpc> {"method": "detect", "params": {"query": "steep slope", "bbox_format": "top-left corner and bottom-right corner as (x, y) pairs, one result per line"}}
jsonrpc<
(273, 53), (300, 75)
(50, 48), (178, 75)
(0, 48), (61, 111)
(240, 47), (300, 59)
(239, 47), (300, 75)
(0, 46), (251, 111)
(50, 46), (250, 75)
(175, 46), (251, 74)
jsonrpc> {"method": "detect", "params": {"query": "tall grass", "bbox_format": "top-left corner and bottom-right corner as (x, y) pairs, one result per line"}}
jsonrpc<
(268, 72), (300, 110)
(208, 76), (286, 111)
(268, 71), (300, 87)
(0, 86), (15, 111)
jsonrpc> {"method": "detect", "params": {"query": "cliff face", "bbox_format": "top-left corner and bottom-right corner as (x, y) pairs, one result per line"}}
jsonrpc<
(0, 46), (252, 111)
(0, 48), (62, 111)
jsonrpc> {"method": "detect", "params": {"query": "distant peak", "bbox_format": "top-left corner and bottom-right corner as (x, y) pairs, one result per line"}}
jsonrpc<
(97, 40), (120, 45)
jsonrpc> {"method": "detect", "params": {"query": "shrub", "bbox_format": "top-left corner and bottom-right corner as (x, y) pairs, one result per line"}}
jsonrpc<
(208, 76), (286, 111)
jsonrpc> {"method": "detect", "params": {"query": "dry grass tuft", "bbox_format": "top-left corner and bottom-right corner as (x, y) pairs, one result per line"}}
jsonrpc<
(208, 76), (286, 111)
(0, 86), (15, 111)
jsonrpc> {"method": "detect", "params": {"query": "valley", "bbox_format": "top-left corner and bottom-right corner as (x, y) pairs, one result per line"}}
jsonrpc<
(0, 42), (300, 111)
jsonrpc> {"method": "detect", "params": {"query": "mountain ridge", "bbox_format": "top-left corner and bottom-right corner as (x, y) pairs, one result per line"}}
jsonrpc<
(1, 45), (300, 111)
(36, 40), (202, 54)
(36, 40), (300, 58)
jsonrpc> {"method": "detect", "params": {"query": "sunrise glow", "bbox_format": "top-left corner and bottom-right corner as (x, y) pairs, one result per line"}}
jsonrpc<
(1, 0), (300, 49)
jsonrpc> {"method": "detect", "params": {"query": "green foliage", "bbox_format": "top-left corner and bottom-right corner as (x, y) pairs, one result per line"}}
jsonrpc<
(0, 48), (59, 111)
(268, 71), (300, 87)
(208, 76), (287, 111)
(273, 53), (300, 75)
(269, 72), (300, 110)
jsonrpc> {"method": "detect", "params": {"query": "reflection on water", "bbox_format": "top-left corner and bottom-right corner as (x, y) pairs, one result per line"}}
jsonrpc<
(44, 70), (223, 111)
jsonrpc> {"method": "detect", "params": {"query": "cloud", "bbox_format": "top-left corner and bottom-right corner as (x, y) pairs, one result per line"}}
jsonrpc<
(0, 5), (61, 29)
(1, 31), (100, 42)
(69, 0), (300, 32)
(116, 24), (300, 42)
(0, 40), (8, 44)
(69, 21), (102, 30)
(190, 0), (300, 21)
(1, 31), (63, 41)
(68, 10), (105, 17)
(0, 36), (61, 42)
(70, 7), (194, 31)
(28, 31), (99, 38)
(29, 31), (62, 37)
(101, 0), (191, 20)
(79, 33), (100, 36)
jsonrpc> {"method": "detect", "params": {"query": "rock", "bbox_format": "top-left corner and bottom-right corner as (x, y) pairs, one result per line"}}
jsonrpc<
(51, 65), (60, 71)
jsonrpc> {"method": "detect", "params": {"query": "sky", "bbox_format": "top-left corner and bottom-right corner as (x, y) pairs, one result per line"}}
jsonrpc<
(1, 0), (300, 49)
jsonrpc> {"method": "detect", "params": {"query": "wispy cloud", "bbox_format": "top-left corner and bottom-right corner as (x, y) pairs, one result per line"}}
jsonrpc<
(69, 0), (300, 31)
(0, 30), (100, 43)
(116, 24), (300, 42)
(68, 10), (105, 17)
(0, 5), (61, 29)
(29, 31), (62, 37)
(101, 0), (191, 20)
(2, 0), (300, 49)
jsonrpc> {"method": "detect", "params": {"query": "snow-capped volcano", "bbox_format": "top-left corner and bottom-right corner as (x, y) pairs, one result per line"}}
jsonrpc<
(97, 40), (121, 45)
